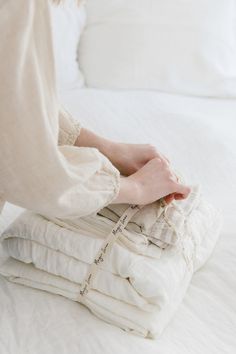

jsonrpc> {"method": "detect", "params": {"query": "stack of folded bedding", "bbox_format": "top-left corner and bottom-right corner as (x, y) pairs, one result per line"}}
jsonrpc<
(0, 185), (221, 338)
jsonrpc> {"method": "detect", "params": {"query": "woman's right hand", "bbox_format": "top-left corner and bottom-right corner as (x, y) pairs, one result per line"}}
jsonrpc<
(113, 157), (191, 205)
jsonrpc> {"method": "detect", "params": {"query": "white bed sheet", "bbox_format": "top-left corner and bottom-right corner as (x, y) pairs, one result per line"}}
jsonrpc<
(0, 89), (236, 354)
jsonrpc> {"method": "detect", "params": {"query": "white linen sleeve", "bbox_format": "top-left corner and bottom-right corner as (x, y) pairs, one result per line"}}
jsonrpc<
(58, 107), (82, 146)
(0, 0), (120, 219)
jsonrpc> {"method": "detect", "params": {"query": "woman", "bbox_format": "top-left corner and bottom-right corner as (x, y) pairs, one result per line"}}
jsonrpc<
(0, 0), (190, 220)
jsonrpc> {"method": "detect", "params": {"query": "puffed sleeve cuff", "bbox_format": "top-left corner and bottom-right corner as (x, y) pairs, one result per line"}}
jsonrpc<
(78, 147), (121, 216)
(58, 106), (82, 146)
(46, 145), (121, 219)
(93, 159), (121, 214)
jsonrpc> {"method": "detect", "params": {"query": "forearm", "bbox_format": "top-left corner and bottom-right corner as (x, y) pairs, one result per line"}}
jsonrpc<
(74, 128), (115, 160)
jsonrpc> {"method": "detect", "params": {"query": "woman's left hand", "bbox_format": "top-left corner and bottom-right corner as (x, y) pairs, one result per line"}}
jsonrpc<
(106, 142), (170, 176)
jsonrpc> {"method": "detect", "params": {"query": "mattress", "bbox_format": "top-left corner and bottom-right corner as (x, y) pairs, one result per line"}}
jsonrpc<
(0, 89), (236, 354)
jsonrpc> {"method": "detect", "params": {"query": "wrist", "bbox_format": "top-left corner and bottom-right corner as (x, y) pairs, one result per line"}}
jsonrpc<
(75, 128), (115, 158)
(96, 137), (115, 159)
(127, 175), (142, 204)
(112, 176), (141, 204)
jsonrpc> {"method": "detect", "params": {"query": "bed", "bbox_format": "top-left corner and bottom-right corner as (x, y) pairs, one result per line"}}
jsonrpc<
(1, 88), (236, 354)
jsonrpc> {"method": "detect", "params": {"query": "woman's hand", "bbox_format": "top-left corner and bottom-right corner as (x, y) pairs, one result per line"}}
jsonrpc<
(75, 128), (191, 205)
(104, 142), (170, 176)
(113, 158), (191, 205)
(75, 128), (170, 176)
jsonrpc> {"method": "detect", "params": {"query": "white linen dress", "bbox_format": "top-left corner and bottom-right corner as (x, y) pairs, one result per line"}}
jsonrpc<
(0, 0), (120, 219)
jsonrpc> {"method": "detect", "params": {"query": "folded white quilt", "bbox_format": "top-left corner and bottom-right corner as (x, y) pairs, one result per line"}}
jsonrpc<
(98, 185), (203, 249)
(0, 187), (221, 338)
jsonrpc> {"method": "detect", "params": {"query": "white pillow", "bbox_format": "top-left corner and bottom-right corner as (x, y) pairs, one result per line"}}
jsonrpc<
(78, 0), (236, 97)
(50, 0), (86, 91)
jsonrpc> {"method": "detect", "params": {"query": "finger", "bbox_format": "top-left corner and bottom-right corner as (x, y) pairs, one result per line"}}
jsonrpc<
(147, 146), (170, 165)
(161, 154), (170, 164)
(164, 165), (179, 182)
(171, 171), (179, 183)
(174, 193), (185, 200)
(157, 153), (170, 166)
(164, 194), (175, 204)
(175, 184), (191, 199)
